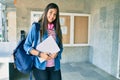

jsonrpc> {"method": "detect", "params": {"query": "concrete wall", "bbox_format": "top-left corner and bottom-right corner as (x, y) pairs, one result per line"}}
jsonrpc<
(89, 0), (120, 77)
(7, 11), (16, 42)
(61, 46), (90, 63)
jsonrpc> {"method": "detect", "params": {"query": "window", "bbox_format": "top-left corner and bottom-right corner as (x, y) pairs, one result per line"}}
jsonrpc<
(60, 13), (90, 46)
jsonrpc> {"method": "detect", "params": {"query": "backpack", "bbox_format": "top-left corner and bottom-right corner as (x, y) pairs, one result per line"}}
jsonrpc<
(13, 22), (40, 74)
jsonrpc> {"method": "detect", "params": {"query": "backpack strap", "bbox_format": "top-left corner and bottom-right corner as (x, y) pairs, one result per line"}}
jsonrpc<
(34, 22), (42, 42)
(33, 22), (42, 46)
(30, 71), (33, 80)
(29, 22), (41, 80)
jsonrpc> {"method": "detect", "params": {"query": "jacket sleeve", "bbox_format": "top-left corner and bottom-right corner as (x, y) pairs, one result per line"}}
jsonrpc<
(24, 24), (36, 55)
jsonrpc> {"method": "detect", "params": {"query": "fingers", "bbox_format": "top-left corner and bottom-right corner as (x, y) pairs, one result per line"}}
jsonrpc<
(40, 52), (58, 61)
(40, 53), (50, 60)
(40, 52), (52, 60)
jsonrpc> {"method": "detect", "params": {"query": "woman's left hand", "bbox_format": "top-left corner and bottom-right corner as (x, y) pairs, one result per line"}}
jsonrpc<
(49, 53), (58, 59)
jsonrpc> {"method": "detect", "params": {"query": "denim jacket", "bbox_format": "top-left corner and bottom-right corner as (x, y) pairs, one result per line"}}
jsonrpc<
(24, 23), (63, 70)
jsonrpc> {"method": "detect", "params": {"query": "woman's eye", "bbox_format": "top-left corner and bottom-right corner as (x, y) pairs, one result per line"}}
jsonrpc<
(54, 14), (56, 16)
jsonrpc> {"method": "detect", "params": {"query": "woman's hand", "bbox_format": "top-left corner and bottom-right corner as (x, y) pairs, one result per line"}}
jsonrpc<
(48, 53), (58, 59)
(40, 52), (51, 60)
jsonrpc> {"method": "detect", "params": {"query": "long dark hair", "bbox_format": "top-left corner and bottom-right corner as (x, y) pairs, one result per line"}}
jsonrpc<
(38, 3), (62, 44)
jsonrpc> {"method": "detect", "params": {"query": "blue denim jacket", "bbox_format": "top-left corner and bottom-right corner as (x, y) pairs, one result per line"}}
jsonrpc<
(24, 23), (63, 70)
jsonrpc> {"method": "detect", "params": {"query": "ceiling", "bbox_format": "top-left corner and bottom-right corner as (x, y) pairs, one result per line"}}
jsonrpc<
(0, 0), (15, 8)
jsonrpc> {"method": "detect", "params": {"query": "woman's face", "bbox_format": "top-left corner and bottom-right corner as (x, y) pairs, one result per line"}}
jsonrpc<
(47, 8), (57, 23)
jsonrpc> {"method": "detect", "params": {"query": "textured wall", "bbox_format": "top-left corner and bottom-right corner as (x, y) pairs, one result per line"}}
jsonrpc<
(16, 0), (90, 13)
(90, 0), (120, 77)
(61, 46), (90, 63)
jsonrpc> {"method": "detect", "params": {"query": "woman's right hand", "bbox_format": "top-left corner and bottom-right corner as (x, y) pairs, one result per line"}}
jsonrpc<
(40, 52), (51, 60)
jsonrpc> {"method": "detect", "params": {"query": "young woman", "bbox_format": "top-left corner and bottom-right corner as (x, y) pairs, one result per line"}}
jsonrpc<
(24, 3), (63, 80)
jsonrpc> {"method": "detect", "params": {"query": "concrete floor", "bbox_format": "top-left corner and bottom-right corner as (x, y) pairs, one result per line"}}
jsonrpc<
(61, 62), (119, 80)
(9, 62), (119, 80)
